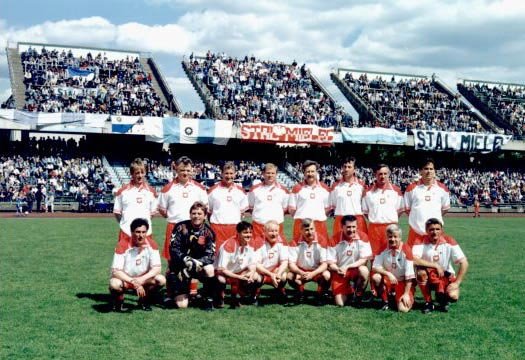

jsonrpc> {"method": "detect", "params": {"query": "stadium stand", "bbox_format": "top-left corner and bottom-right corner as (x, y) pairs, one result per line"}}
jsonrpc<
(458, 80), (525, 138)
(183, 51), (352, 128)
(4, 42), (181, 115)
(331, 69), (501, 133)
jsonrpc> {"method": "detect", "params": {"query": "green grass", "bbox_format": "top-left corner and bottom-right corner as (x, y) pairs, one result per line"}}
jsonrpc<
(1, 216), (524, 359)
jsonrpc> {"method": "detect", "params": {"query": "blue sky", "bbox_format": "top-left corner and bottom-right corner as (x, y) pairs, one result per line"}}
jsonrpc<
(1, 0), (524, 113)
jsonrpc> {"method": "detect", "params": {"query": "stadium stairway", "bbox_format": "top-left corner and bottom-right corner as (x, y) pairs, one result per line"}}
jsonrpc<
(181, 58), (220, 118)
(139, 57), (181, 115)
(6, 45), (26, 109)
(102, 156), (123, 191)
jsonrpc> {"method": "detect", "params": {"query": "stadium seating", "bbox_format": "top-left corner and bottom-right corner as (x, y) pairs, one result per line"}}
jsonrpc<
(184, 52), (352, 128)
(20, 46), (168, 116)
(457, 81), (525, 138)
(335, 71), (490, 133)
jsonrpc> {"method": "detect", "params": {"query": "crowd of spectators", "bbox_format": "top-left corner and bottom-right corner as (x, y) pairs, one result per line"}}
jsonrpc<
(21, 46), (168, 116)
(186, 51), (352, 128)
(343, 73), (486, 133)
(460, 82), (525, 137)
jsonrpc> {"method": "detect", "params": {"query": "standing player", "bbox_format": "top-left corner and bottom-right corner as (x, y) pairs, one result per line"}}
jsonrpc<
(288, 160), (331, 246)
(158, 156), (208, 260)
(208, 162), (249, 252)
(113, 158), (158, 246)
(167, 201), (216, 310)
(327, 215), (372, 307)
(412, 218), (469, 313)
(372, 224), (415, 312)
(248, 163), (289, 244)
(215, 221), (261, 308)
(109, 218), (166, 312)
(330, 157), (368, 236)
(404, 158), (450, 246)
(254, 220), (289, 303)
(287, 218), (331, 304)
(362, 164), (404, 256)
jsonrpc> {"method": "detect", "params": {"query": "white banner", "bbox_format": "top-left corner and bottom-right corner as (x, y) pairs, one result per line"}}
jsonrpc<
(413, 130), (512, 153)
(342, 127), (407, 144)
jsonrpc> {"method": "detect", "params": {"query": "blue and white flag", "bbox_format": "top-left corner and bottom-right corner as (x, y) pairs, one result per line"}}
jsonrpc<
(146, 117), (233, 145)
(342, 127), (407, 144)
(111, 115), (143, 133)
(67, 67), (95, 81)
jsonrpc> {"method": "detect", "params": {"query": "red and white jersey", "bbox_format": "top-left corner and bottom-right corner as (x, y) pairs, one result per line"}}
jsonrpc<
(158, 179), (208, 223)
(216, 237), (257, 274)
(208, 182), (249, 225)
(248, 182), (289, 224)
(288, 181), (330, 221)
(404, 180), (451, 235)
(373, 243), (415, 281)
(327, 231), (372, 267)
(288, 240), (327, 271)
(111, 241), (161, 278)
(255, 241), (289, 270)
(330, 177), (366, 216)
(113, 183), (158, 235)
(412, 235), (466, 275)
(362, 183), (404, 224)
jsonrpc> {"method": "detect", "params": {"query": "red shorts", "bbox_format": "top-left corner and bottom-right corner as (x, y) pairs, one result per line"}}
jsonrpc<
(293, 219), (328, 246)
(333, 215), (368, 237)
(211, 224), (238, 253)
(252, 221), (287, 247)
(225, 276), (252, 296)
(162, 222), (177, 260)
(331, 268), (363, 296)
(379, 275), (415, 304)
(424, 268), (456, 293)
(117, 230), (157, 248)
(407, 226), (425, 247)
(261, 266), (280, 285)
(293, 266), (325, 284)
(368, 223), (393, 256)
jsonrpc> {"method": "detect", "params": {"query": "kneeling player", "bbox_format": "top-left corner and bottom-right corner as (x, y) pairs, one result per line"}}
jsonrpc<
(254, 220), (289, 303)
(216, 221), (262, 308)
(167, 201), (216, 310)
(412, 218), (469, 313)
(287, 218), (331, 305)
(328, 215), (372, 307)
(371, 224), (415, 312)
(109, 218), (166, 312)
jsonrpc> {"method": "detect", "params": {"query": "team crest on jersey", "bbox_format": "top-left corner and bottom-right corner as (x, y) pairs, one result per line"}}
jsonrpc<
(198, 236), (206, 245)
(346, 250), (353, 256)
(433, 254), (440, 262)
(269, 252), (275, 258)
(136, 258), (142, 266)
(136, 197), (143, 204)
(227, 196), (232, 202)
(380, 198), (386, 204)
(425, 195), (431, 201)
(310, 193), (315, 199)
(306, 251), (312, 258)
(347, 191), (352, 197)
(267, 195), (273, 201)
(392, 263), (397, 269)
(183, 192), (189, 198)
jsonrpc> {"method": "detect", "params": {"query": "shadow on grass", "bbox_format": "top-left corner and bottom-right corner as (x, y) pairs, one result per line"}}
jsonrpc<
(76, 292), (121, 313)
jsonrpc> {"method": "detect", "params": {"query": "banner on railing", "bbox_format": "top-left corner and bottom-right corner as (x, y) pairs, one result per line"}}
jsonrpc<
(240, 123), (334, 145)
(0, 110), (108, 132)
(413, 130), (512, 153)
(146, 117), (233, 145)
(341, 127), (407, 144)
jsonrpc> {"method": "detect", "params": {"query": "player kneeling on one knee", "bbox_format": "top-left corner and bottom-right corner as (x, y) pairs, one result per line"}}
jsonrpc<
(109, 218), (166, 312)
(412, 218), (469, 313)
(327, 215), (372, 307)
(254, 220), (289, 303)
(371, 224), (415, 312)
(215, 221), (262, 308)
(287, 218), (331, 304)
(167, 201), (216, 310)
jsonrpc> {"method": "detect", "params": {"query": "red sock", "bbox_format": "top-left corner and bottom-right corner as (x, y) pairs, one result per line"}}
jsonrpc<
(418, 282), (432, 302)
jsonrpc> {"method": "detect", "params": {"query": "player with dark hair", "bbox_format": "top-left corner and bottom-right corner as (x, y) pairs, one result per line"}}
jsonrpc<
(167, 201), (216, 310)
(405, 158), (450, 246)
(215, 221), (261, 308)
(109, 218), (166, 312)
(412, 218), (469, 314)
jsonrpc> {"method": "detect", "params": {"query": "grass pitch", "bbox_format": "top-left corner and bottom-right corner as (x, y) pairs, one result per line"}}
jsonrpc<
(1, 216), (524, 359)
